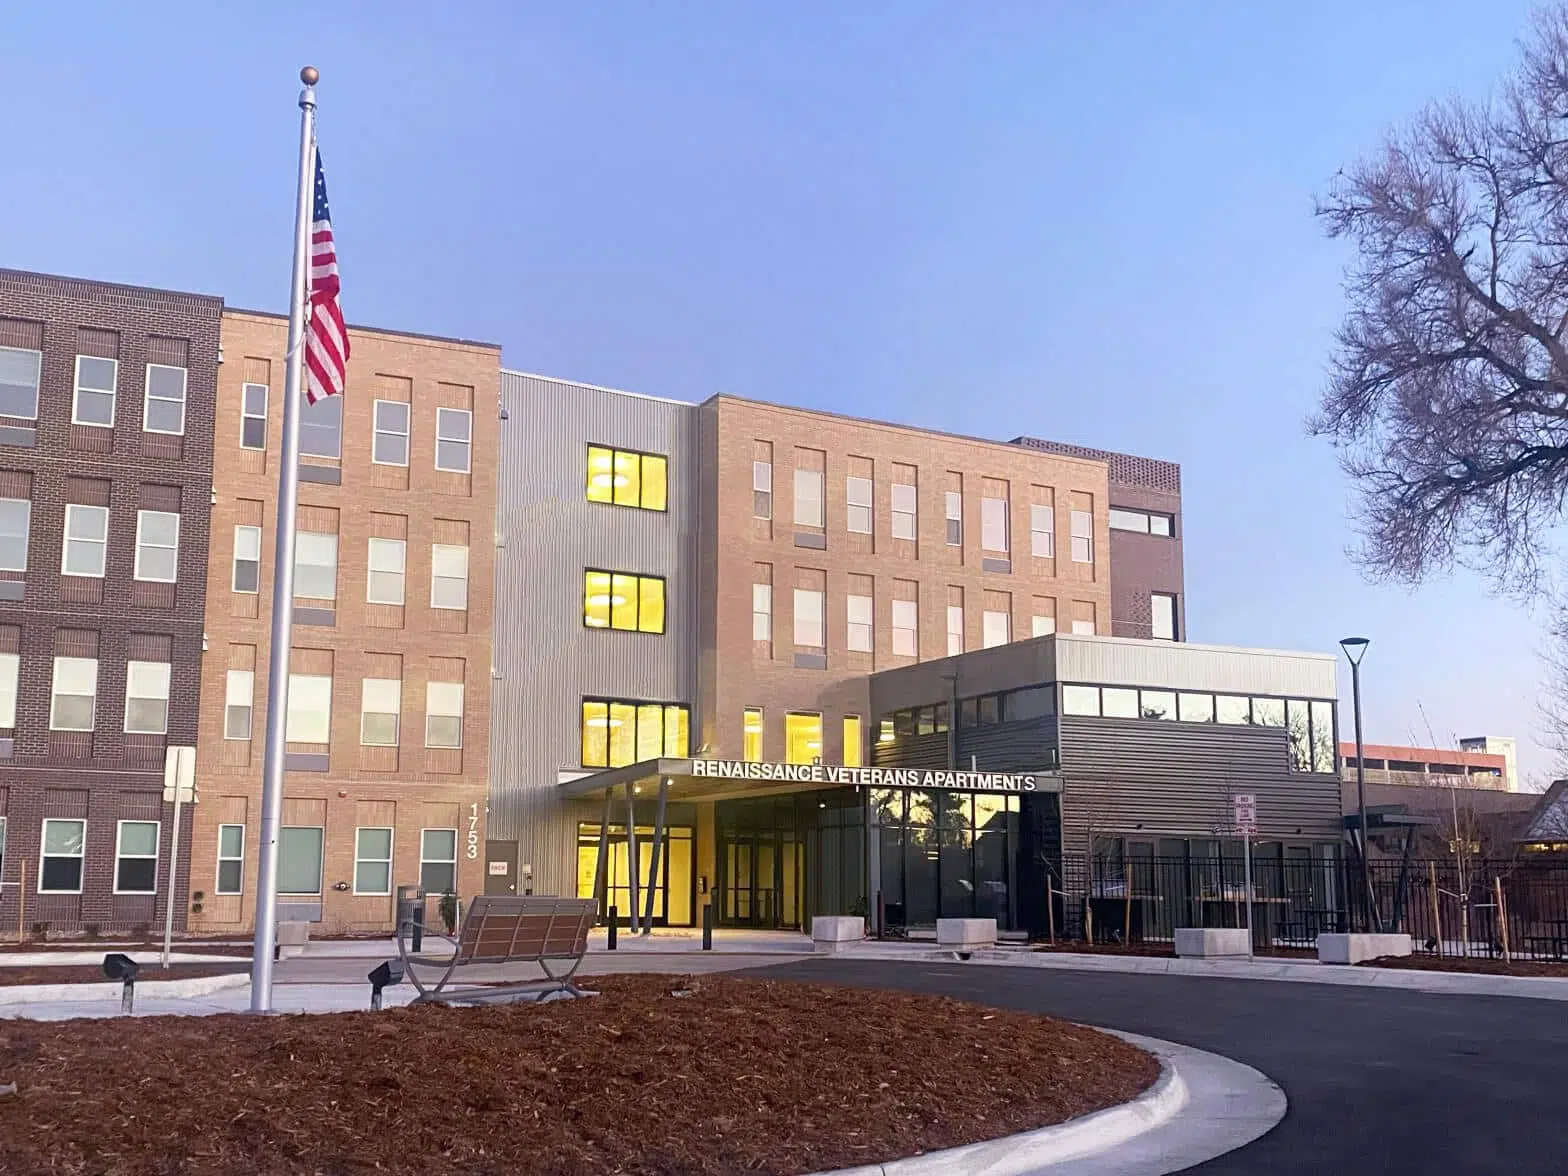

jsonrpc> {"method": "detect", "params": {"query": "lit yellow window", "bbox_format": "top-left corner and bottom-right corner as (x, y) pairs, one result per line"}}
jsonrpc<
(613, 450), (641, 507)
(878, 718), (894, 744)
(610, 573), (638, 631)
(641, 455), (667, 511)
(637, 703), (664, 762)
(584, 571), (612, 627)
(608, 701), (636, 766)
(581, 701), (610, 767)
(785, 712), (822, 765)
(843, 716), (862, 767)
(638, 576), (665, 634)
(586, 445), (668, 512)
(664, 705), (689, 757)
(743, 708), (763, 762)
(586, 446), (615, 503)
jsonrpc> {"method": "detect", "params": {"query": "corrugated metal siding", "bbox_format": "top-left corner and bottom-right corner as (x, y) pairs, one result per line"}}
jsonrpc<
(1054, 636), (1338, 699)
(870, 720), (1059, 773)
(870, 731), (948, 770)
(489, 372), (699, 894)
(1057, 716), (1341, 849)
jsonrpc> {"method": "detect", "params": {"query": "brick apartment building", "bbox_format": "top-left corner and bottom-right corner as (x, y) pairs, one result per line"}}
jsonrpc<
(0, 269), (219, 935)
(187, 309), (499, 934)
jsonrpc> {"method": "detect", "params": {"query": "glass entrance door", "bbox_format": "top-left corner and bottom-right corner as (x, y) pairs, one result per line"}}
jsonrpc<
(575, 824), (695, 927)
(719, 828), (803, 929)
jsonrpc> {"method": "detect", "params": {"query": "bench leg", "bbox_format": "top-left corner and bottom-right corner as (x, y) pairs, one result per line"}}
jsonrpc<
(540, 955), (589, 998)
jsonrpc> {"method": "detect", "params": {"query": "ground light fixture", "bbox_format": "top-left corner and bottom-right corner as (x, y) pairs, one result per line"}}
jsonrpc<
(1338, 636), (1380, 933)
(101, 953), (140, 1015)
(368, 960), (405, 1010)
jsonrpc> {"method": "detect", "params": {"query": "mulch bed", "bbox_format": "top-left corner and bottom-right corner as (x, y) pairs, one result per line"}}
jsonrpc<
(0, 963), (249, 987)
(1359, 954), (1568, 978)
(0, 973), (1158, 1176)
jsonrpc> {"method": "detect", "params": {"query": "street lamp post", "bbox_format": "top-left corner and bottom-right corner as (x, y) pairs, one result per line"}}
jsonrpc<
(1339, 637), (1378, 933)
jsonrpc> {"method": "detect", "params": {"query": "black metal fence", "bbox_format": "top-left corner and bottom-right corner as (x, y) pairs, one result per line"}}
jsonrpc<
(1049, 853), (1568, 961)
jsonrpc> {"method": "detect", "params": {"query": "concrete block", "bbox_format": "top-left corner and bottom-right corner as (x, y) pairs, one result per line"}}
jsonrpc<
(937, 918), (997, 952)
(1317, 933), (1413, 965)
(1175, 928), (1252, 958)
(811, 915), (865, 954)
(277, 921), (311, 947)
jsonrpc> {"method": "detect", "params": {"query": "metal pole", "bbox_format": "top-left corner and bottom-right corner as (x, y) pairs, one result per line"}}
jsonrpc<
(642, 778), (668, 934)
(592, 790), (612, 915)
(1350, 659), (1376, 933)
(625, 782), (640, 935)
(250, 66), (318, 1013)
(1243, 835), (1254, 959)
(161, 780), (184, 968)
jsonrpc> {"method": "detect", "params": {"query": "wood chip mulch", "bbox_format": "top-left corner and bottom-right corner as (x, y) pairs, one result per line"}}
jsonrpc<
(1359, 953), (1568, 977)
(0, 973), (1158, 1176)
(0, 963), (249, 987)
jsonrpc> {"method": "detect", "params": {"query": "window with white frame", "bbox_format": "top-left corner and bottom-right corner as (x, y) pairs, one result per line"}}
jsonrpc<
(1071, 616), (1095, 635)
(981, 496), (1008, 553)
(753, 461), (772, 519)
(892, 483), (917, 541)
(435, 407), (472, 472)
(1032, 613), (1056, 637)
(354, 827), (394, 895)
(983, 609), (1011, 648)
(794, 468), (824, 528)
(278, 826), (324, 895)
(892, 599), (918, 658)
(232, 525), (261, 593)
(142, 363), (187, 435)
(216, 823), (245, 894)
(946, 604), (964, 656)
(752, 582), (772, 641)
(294, 531), (338, 601)
(224, 669), (254, 739)
(124, 660), (171, 734)
(133, 510), (180, 582)
(72, 356), (118, 427)
(61, 504), (109, 577)
(299, 394), (342, 459)
(114, 820), (159, 893)
(420, 828), (458, 892)
(1030, 504), (1055, 557)
(50, 656), (97, 731)
(372, 400), (410, 466)
(0, 497), (30, 572)
(1152, 593), (1178, 641)
(1070, 510), (1093, 563)
(360, 677), (401, 745)
(945, 491), (962, 546)
(241, 383), (268, 449)
(0, 651), (17, 727)
(426, 681), (465, 748)
(847, 593), (873, 652)
(431, 544), (469, 610)
(367, 538), (406, 605)
(39, 819), (85, 893)
(285, 673), (332, 743)
(0, 346), (42, 419)
(846, 476), (872, 534)
(793, 588), (824, 649)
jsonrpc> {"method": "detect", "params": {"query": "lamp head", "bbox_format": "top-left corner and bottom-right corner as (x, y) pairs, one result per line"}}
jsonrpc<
(102, 953), (139, 983)
(1339, 636), (1370, 666)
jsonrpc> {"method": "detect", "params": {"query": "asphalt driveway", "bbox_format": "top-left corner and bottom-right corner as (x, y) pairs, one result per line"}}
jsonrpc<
(762, 958), (1568, 1175)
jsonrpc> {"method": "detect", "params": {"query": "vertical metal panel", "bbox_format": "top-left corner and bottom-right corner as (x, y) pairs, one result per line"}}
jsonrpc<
(489, 372), (698, 895)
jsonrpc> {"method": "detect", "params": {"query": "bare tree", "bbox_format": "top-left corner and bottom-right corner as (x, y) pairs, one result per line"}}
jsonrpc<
(1312, 8), (1568, 592)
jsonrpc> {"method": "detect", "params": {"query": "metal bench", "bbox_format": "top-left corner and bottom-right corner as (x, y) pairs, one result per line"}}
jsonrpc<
(395, 895), (597, 1005)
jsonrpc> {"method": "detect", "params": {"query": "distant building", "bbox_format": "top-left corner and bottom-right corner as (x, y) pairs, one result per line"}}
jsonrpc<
(1459, 735), (1519, 793)
(1340, 741), (1511, 793)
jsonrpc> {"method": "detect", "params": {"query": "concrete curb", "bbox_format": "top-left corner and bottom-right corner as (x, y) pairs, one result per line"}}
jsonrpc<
(0, 971), (250, 1006)
(808, 1030), (1284, 1176)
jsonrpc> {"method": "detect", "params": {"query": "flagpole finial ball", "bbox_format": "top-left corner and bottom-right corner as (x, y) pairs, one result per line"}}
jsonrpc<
(300, 66), (319, 86)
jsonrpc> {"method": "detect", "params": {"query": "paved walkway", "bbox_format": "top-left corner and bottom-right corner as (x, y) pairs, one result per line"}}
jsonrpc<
(767, 957), (1568, 1176)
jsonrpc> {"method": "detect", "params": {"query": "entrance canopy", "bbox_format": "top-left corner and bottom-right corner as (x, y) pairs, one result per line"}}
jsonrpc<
(557, 757), (1063, 803)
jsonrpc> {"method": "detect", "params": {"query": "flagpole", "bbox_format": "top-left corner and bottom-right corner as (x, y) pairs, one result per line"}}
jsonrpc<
(249, 65), (319, 1013)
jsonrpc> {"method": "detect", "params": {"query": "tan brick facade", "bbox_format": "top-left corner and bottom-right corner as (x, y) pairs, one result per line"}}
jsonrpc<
(700, 396), (1112, 766)
(189, 310), (498, 934)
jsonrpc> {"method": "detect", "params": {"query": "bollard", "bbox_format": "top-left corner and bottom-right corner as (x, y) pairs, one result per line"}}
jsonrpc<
(102, 954), (139, 1016)
(702, 901), (714, 951)
(607, 905), (618, 951)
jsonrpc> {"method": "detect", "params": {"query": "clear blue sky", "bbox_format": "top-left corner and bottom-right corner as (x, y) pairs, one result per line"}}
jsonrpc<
(1, 0), (1554, 784)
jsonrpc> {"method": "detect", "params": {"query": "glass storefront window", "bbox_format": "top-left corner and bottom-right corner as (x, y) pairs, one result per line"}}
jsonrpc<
(1216, 695), (1252, 724)
(1140, 690), (1176, 720)
(1178, 692), (1215, 722)
(1062, 685), (1100, 716)
(1252, 697), (1285, 727)
(870, 788), (903, 824)
(1101, 687), (1139, 718)
(1285, 699), (1312, 771)
(1310, 701), (1336, 774)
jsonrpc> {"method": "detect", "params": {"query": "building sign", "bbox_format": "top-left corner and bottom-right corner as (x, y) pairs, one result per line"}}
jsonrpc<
(689, 759), (1045, 793)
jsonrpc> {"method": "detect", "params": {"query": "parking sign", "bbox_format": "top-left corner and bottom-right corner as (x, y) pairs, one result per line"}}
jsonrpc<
(1234, 792), (1257, 836)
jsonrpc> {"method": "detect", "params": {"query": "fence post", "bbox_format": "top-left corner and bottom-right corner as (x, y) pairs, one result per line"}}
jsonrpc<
(1428, 861), (1441, 956)
(1494, 876), (1510, 963)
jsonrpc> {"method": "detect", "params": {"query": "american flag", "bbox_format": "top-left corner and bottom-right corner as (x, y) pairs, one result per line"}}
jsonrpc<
(303, 149), (348, 405)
